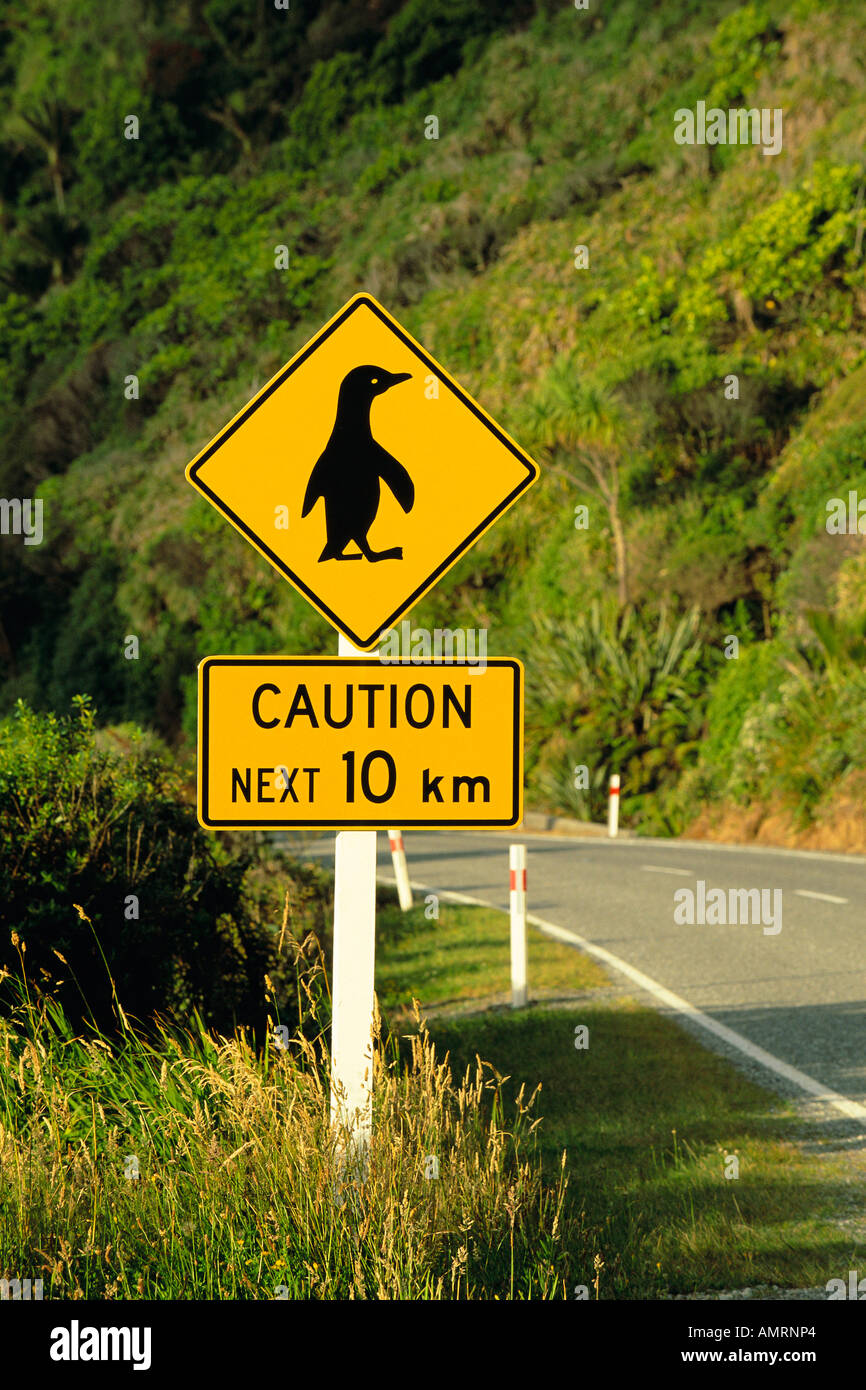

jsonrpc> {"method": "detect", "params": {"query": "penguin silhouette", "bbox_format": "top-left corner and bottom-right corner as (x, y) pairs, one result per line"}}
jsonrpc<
(302, 365), (414, 562)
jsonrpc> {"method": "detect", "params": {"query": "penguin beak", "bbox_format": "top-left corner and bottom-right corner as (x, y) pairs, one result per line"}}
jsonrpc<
(384, 372), (411, 389)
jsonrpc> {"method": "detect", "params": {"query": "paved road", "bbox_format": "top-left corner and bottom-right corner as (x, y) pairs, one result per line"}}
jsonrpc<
(288, 829), (866, 1123)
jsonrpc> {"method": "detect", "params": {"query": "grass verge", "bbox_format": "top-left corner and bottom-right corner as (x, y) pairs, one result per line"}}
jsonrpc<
(0, 901), (588, 1300)
(1, 892), (859, 1300)
(376, 898), (863, 1298)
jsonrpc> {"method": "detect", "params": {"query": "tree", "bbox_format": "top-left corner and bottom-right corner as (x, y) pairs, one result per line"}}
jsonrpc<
(14, 204), (85, 285)
(16, 99), (72, 213)
(527, 357), (642, 608)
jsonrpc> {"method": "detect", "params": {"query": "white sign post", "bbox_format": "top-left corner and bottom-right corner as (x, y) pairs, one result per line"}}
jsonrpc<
(509, 843), (528, 1008)
(329, 634), (378, 1156)
(388, 830), (413, 911)
(608, 773), (620, 838)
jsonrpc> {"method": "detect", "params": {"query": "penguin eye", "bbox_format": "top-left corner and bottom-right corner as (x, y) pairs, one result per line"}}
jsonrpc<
(371, 376), (379, 384)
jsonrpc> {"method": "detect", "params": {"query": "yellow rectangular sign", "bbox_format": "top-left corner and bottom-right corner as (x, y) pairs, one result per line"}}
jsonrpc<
(198, 657), (523, 829)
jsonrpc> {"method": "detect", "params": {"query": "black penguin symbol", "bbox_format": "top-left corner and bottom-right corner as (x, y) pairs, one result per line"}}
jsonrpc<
(301, 365), (414, 562)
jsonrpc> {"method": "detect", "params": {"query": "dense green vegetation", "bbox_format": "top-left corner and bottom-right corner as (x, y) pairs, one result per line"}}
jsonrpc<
(2, 895), (856, 1299)
(376, 902), (858, 1298)
(0, 698), (339, 1036)
(2, 0), (865, 840)
(0, 967), (578, 1298)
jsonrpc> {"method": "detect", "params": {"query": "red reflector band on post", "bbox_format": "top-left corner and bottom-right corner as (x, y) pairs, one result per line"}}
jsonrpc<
(509, 869), (527, 891)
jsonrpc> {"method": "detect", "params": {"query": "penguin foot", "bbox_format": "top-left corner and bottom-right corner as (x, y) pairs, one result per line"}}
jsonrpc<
(365, 546), (403, 562)
(319, 543), (363, 561)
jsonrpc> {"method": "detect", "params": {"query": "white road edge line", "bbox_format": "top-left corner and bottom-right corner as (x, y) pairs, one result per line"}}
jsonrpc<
(423, 829), (866, 867)
(640, 865), (692, 876)
(380, 873), (866, 1126)
(794, 889), (848, 905)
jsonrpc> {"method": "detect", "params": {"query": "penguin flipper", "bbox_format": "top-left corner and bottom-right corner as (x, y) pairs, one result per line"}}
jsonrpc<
(374, 445), (414, 513)
(301, 459), (325, 517)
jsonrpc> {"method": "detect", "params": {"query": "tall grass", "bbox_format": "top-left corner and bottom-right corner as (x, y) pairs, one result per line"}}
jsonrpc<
(0, 922), (583, 1300)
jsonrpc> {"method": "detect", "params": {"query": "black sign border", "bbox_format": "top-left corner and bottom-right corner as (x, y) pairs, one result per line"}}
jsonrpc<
(199, 656), (522, 829)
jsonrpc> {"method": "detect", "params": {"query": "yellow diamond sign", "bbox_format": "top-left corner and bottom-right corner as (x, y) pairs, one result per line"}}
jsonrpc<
(185, 293), (539, 648)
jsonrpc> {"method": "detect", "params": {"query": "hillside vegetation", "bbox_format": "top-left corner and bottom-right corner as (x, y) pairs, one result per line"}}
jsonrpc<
(2, 0), (865, 843)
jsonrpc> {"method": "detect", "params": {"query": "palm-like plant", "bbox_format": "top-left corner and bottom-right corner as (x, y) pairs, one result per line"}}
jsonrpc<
(14, 205), (85, 286)
(525, 356), (642, 607)
(526, 600), (706, 822)
(13, 99), (73, 214)
(782, 609), (866, 692)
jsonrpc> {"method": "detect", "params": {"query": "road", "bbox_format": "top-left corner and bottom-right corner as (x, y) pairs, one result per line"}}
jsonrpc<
(289, 829), (866, 1127)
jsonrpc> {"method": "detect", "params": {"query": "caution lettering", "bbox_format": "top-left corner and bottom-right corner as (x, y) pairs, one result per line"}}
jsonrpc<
(252, 681), (471, 730)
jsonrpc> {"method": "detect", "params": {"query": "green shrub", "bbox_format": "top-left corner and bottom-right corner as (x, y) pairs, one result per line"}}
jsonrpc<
(369, 0), (534, 103)
(700, 638), (783, 788)
(725, 614), (866, 815)
(707, 3), (782, 109)
(679, 614), (866, 823)
(356, 143), (420, 196)
(288, 53), (371, 167)
(0, 697), (332, 1037)
(525, 601), (710, 828)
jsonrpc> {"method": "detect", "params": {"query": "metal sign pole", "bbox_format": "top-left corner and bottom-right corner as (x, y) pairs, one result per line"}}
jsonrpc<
(329, 634), (378, 1156)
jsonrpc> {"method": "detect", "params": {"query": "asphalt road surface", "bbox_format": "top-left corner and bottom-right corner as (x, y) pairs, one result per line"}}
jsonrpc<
(289, 829), (866, 1128)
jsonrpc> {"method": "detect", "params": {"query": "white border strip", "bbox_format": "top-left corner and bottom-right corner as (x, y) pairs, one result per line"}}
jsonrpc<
(794, 889), (848, 905)
(421, 829), (866, 867)
(383, 874), (866, 1126)
(641, 864), (692, 877)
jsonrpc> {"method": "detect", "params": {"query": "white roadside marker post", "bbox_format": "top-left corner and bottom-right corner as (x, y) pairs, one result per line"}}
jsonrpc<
(509, 843), (528, 1008)
(608, 773), (620, 838)
(387, 829), (413, 910)
(329, 635), (378, 1159)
